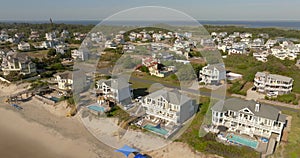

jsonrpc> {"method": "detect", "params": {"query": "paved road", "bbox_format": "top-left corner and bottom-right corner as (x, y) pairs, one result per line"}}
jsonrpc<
(129, 76), (226, 99)
(95, 66), (298, 111)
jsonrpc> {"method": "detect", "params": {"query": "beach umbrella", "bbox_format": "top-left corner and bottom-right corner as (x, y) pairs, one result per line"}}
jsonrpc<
(115, 145), (139, 158)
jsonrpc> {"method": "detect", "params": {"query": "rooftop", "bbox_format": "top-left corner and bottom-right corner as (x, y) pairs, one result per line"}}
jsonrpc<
(146, 88), (191, 106)
(255, 72), (293, 82)
(212, 98), (287, 122)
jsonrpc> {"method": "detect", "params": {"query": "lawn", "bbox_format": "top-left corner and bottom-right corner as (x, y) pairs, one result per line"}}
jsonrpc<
(131, 71), (180, 86)
(224, 55), (300, 94)
(24, 49), (48, 59)
(273, 109), (300, 158)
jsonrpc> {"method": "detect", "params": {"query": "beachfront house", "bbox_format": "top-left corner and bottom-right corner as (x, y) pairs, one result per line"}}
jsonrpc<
(199, 64), (226, 85)
(54, 71), (73, 90)
(254, 72), (293, 95)
(96, 78), (133, 104)
(141, 89), (196, 125)
(211, 98), (287, 143)
(1, 51), (36, 76)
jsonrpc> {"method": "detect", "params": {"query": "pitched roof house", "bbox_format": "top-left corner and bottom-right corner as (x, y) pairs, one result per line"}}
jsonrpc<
(142, 88), (196, 125)
(211, 98), (287, 142)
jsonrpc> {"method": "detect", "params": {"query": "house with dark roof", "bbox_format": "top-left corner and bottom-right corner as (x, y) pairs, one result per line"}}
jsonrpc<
(211, 98), (287, 142)
(1, 51), (36, 76)
(141, 88), (196, 125)
(199, 64), (226, 85)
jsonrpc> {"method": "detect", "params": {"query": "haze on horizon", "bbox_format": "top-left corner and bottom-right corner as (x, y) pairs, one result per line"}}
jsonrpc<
(0, 0), (300, 21)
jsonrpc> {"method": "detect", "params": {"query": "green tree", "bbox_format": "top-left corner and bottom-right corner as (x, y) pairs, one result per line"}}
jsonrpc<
(47, 48), (56, 57)
(192, 63), (204, 79)
(140, 66), (149, 73)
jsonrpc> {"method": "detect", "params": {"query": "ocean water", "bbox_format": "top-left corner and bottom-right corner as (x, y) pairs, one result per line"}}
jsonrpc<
(1, 20), (300, 30)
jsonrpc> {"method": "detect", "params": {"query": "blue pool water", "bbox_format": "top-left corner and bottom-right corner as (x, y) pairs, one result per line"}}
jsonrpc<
(227, 134), (258, 149)
(50, 97), (60, 102)
(88, 105), (105, 112)
(143, 124), (168, 135)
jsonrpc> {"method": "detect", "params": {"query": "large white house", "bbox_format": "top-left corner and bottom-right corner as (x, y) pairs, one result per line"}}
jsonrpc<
(254, 72), (293, 95)
(211, 98), (287, 142)
(141, 89), (196, 125)
(1, 51), (36, 76)
(199, 64), (226, 85)
(96, 78), (133, 104)
(54, 71), (73, 90)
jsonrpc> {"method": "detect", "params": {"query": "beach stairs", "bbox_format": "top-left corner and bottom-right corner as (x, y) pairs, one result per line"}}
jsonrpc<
(119, 116), (138, 129)
(265, 134), (277, 156)
(134, 105), (145, 117)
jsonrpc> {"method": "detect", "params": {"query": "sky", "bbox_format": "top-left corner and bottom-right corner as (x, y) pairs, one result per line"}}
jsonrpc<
(0, 0), (300, 21)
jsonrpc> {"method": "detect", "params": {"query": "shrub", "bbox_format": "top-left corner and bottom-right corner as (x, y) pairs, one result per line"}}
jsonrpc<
(277, 93), (297, 104)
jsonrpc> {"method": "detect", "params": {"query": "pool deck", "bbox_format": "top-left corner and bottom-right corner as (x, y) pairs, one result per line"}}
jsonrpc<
(218, 132), (268, 153)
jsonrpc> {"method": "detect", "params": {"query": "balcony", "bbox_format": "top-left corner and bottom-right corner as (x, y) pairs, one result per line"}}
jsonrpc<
(264, 87), (292, 92)
(254, 79), (265, 84)
(265, 82), (293, 87)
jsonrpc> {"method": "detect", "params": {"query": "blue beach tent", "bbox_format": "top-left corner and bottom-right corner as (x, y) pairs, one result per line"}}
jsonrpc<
(115, 145), (139, 158)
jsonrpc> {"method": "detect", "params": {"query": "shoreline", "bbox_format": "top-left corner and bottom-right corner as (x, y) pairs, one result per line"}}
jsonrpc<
(0, 99), (117, 158)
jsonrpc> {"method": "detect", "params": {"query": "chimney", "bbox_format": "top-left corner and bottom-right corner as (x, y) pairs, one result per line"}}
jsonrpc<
(255, 102), (260, 112)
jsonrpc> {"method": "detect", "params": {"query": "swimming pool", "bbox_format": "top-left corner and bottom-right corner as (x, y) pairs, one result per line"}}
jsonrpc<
(143, 124), (168, 136)
(88, 105), (105, 112)
(49, 97), (60, 102)
(227, 134), (258, 149)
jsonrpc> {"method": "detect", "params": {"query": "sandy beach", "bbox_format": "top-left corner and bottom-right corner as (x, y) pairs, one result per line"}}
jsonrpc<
(0, 83), (220, 158)
(0, 103), (118, 158)
(0, 83), (118, 158)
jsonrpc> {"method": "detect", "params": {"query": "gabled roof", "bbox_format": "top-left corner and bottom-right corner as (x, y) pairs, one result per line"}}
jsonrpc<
(97, 77), (130, 90)
(255, 72), (293, 82)
(55, 71), (73, 80)
(146, 88), (191, 106)
(206, 64), (226, 73)
(211, 98), (286, 122)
